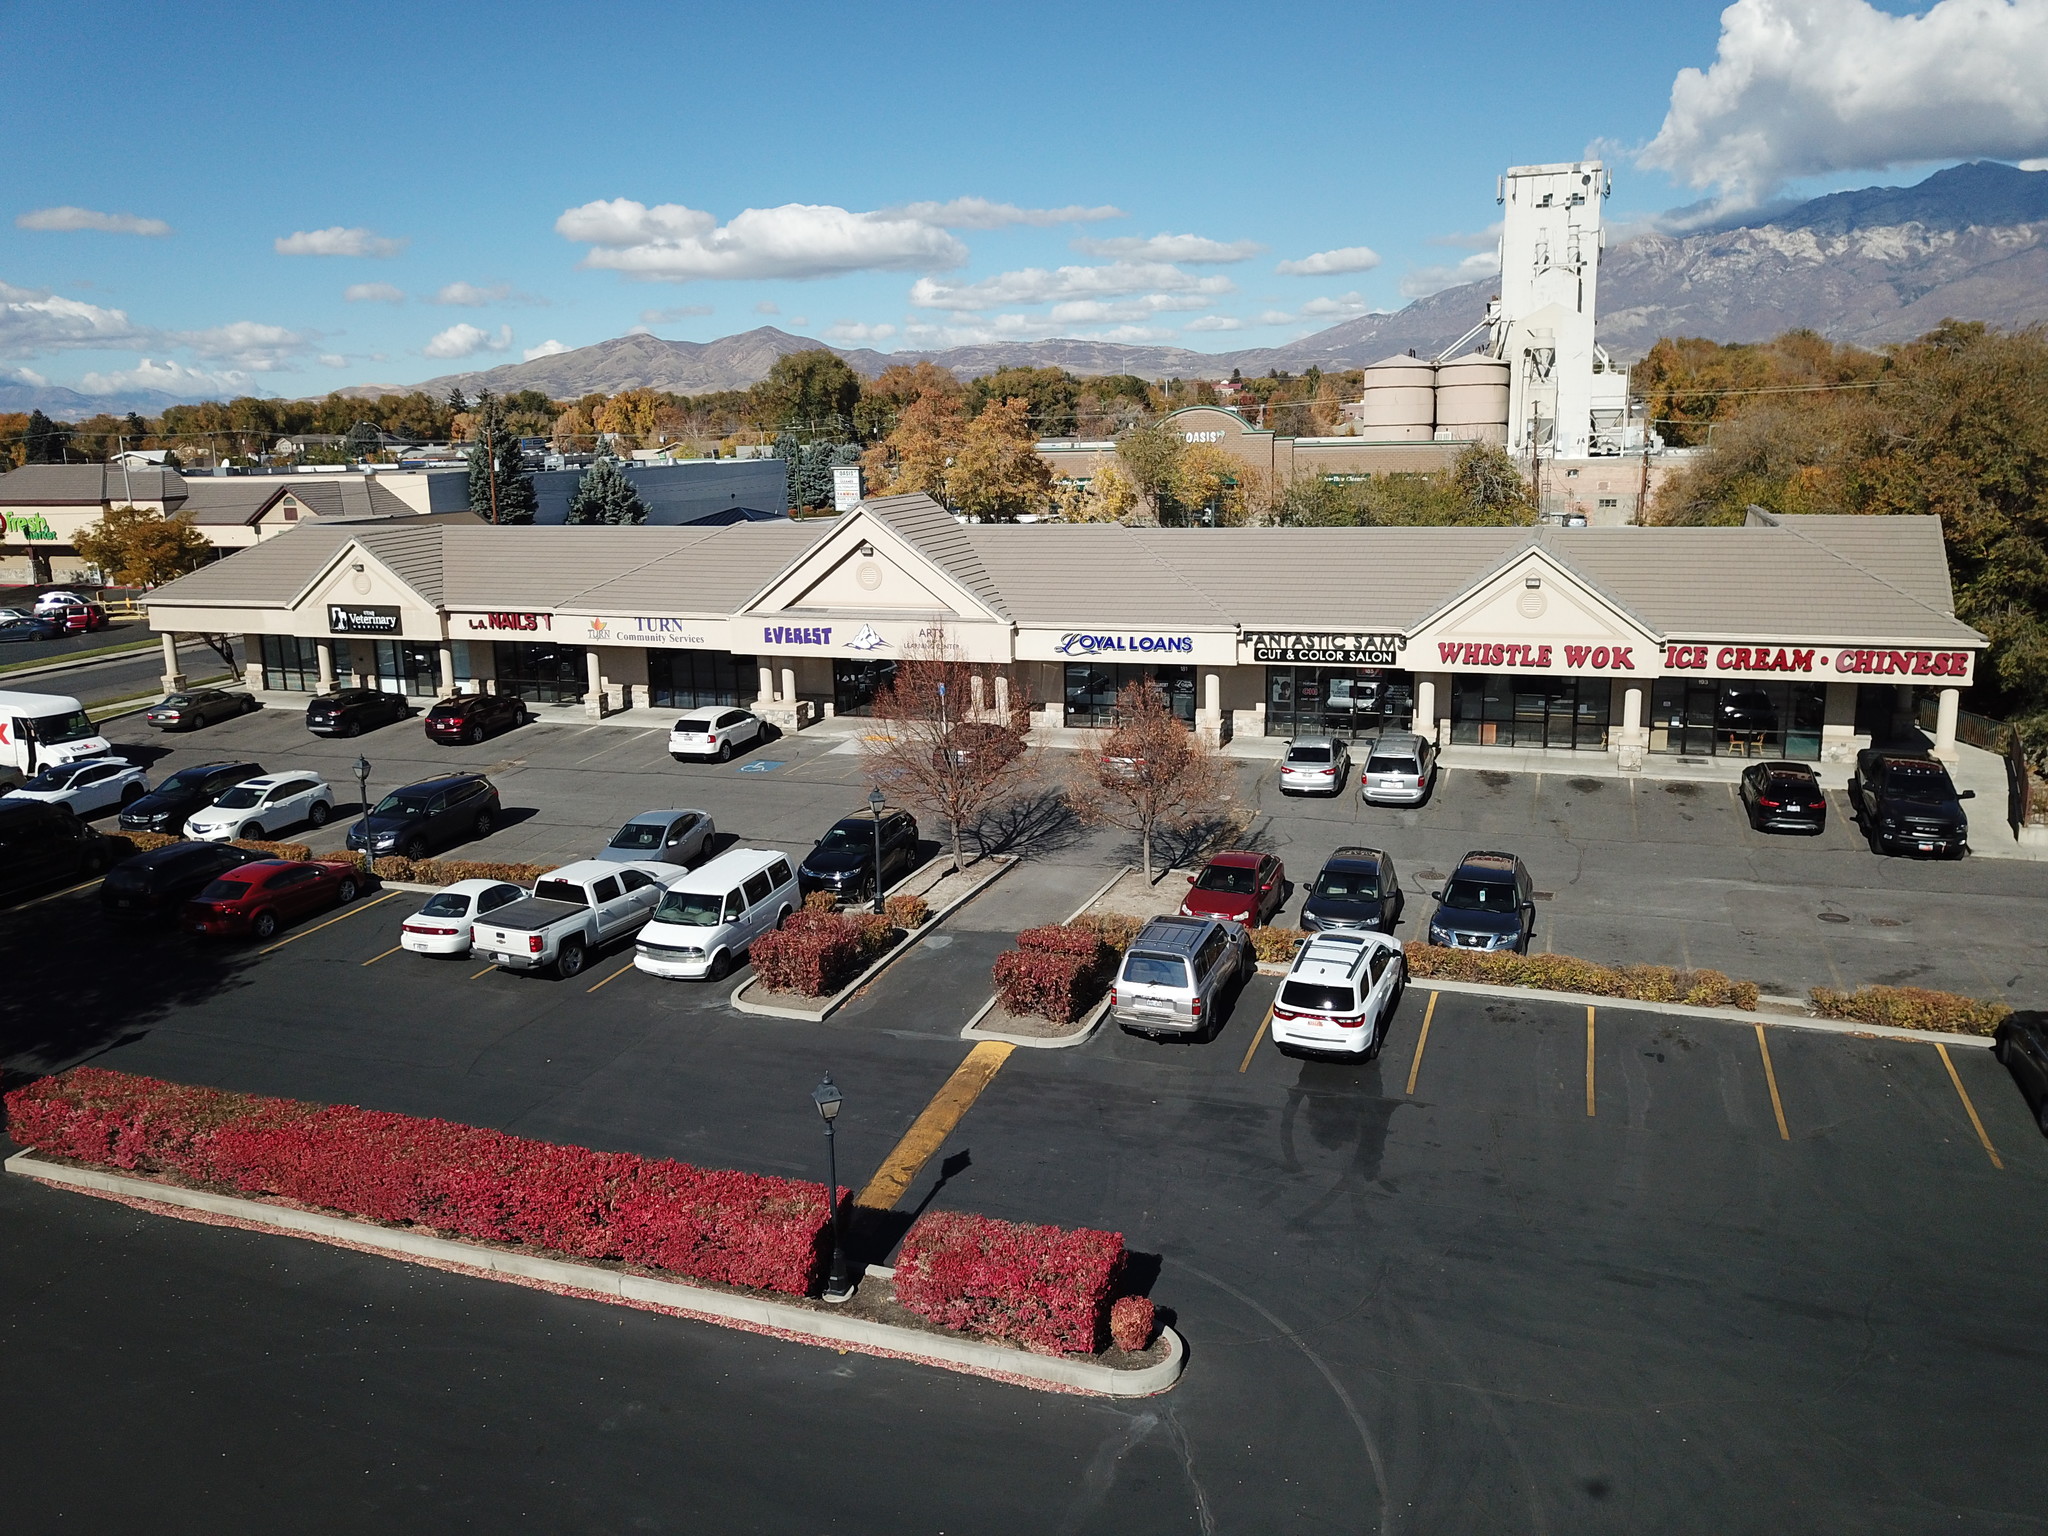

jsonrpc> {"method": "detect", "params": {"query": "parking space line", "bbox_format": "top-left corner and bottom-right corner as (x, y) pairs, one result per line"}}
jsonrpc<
(469, 963), (497, 979)
(256, 891), (399, 955)
(855, 1041), (1014, 1211)
(586, 958), (637, 992)
(1237, 1003), (1274, 1073)
(1585, 1006), (1597, 1116)
(3, 877), (101, 914)
(1753, 1023), (1790, 1140)
(361, 945), (402, 967)
(1934, 1044), (2004, 1169)
(1404, 991), (1438, 1095)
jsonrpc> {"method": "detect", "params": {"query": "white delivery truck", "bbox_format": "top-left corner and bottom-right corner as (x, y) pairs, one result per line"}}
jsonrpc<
(0, 690), (112, 788)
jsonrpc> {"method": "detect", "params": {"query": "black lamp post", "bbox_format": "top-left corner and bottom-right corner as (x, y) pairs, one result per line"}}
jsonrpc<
(812, 1075), (855, 1303)
(867, 786), (886, 914)
(353, 756), (372, 845)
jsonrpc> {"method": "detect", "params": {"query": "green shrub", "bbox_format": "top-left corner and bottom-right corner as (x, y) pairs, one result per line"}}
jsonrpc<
(1404, 943), (1761, 1011)
(802, 889), (840, 914)
(1071, 912), (1142, 952)
(1809, 985), (2010, 1035)
(883, 891), (930, 930)
(1249, 927), (1308, 965)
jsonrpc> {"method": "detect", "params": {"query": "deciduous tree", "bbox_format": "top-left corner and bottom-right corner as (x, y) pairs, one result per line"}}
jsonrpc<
(1069, 679), (1235, 884)
(946, 398), (1051, 521)
(863, 385), (965, 499)
(749, 350), (861, 436)
(73, 505), (210, 586)
(1114, 421), (1182, 524)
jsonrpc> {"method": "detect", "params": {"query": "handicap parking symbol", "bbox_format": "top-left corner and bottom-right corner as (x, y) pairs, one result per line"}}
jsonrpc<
(736, 760), (785, 773)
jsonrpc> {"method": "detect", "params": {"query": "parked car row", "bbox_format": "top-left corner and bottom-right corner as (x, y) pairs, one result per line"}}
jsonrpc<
(0, 593), (111, 640)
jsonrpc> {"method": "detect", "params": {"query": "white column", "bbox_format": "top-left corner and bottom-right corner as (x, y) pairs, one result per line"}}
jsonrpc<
(1615, 685), (1647, 773)
(316, 637), (336, 691)
(584, 649), (606, 718)
(758, 663), (776, 702)
(994, 672), (1011, 719)
(1204, 670), (1221, 714)
(437, 643), (456, 698)
(970, 674), (986, 719)
(780, 665), (796, 702)
(1414, 676), (1437, 736)
(1932, 686), (1960, 762)
(158, 630), (186, 691)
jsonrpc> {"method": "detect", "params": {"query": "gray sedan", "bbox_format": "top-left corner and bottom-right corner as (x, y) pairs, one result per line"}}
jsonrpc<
(596, 808), (715, 867)
(1279, 737), (1350, 795)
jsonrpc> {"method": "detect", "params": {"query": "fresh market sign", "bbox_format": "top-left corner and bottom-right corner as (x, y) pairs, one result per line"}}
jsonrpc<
(0, 513), (58, 541)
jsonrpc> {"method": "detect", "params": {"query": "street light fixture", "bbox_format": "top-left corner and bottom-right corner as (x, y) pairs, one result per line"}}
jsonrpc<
(867, 787), (886, 915)
(812, 1074), (855, 1303)
(353, 756), (372, 846)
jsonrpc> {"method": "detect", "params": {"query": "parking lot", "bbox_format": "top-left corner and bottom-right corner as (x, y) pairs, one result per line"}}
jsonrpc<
(2, 845), (2043, 1531)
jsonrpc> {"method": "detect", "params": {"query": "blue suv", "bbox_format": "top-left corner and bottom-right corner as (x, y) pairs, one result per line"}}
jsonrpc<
(1425, 851), (1535, 954)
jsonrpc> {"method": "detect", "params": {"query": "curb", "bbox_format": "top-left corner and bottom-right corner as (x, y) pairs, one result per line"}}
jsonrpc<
(730, 856), (1017, 1021)
(6, 1151), (1184, 1398)
(0, 637), (160, 683)
(1410, 975), (1997, 1048)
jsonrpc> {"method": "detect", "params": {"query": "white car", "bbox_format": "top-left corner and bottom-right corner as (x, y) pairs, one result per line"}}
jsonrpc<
(5, 757), (148, 818)
(1269, 929), (1406, 1059)
(184, 771), (334, 841)
(669, 707), (764, 762)
(399, 878), (528, 957)
(33, 592), (93, 617)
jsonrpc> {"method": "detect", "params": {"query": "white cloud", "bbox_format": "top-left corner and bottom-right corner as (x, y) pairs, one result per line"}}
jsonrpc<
(77, 358), (251, 396)
(176, 320), (314, 369)
(1046, 294), (1215, 324)
(8, 366), (48, 386)
(1182, 315), (1247, 332)
(522, 338), (571, 361)
(1430, 222), (1503, 250)
(1641, 0), (2048, 206)
(423, 322), (513, 359)
(344, 282), (406, 304)
(429, 281), (541, 307)
(17, 206), (171, 236)
(556, 199), (965, 281)
(319, 354), (348, 368)
(641, 304), (712, 322)
(884, 197), (1124, 229)
(753, 300), (780, 315)
(0, 278), (149, 354)
(909, 262), (1233, 311)
(1399, 250), (1501, 299)
(825, 320), (897, 343)
(1276, 245), (1382, 276)
(275, 226), (408, 258)
(2021, 157), (2048, 170)
(1072, 233), (1263, 263)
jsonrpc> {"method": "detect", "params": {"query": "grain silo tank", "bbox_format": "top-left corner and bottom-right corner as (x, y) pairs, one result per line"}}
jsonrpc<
(1433, 353), (1511, 445)
(1356, 355), (1437, 441)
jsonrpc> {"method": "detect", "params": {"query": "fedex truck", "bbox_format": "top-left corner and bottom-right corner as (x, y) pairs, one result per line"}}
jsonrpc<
(0, 690), (112, 786)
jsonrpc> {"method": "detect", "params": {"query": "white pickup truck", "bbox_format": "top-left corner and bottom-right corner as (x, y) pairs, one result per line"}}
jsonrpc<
(468, 859), (677, 978)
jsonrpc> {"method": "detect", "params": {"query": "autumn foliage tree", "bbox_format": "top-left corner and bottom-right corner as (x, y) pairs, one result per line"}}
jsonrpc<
(860, 635), (1034, 874)
(73, 505), (210, 586)
(945, 397), (1051, 521)
(1070, 679), (1235, 884)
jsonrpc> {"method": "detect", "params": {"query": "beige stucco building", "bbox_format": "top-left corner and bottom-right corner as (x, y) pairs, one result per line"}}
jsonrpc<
(139, 494), (1985, 768)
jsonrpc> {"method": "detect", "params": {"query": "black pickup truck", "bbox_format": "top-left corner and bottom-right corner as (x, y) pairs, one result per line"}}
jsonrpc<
(1848, 750), (1974, 857)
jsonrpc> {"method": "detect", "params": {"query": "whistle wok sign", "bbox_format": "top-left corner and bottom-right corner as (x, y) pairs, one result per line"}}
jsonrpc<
(1436, 641), (1636, 671)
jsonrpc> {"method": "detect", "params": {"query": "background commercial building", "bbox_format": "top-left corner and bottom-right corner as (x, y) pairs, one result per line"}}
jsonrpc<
(141, 494), (1983, 768)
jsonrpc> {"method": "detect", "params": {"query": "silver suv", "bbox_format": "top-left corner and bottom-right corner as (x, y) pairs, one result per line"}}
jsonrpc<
(1361, 732), (1437, 806)
(1111, 914), (1252, 1040)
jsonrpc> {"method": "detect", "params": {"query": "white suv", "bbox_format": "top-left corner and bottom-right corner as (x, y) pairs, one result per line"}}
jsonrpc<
(669, 708), (764, 762)
(1269, 930), (1405, 1058)
(184, 771), (333, 841)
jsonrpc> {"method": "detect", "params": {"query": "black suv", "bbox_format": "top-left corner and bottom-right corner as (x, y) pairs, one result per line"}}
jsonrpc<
(798, 808), (919, 902)
(345, 774), (501, 860)
(1425, 850), (1535, 954)
(1849, 750), (1973, 857)
(1301, 846), (1403, 934)
(118, 760), (267, 834)
(101, 840), (256, 918)
(0, 800), (109, 902)
(306, 688), (413, 738)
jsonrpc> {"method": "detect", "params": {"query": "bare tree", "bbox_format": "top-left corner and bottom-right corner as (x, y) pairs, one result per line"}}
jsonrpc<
(1070, 679), (1235, 883)
(859, 631), (1035, 874)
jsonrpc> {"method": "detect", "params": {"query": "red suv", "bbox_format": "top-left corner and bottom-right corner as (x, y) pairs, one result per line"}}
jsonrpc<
(424, 692), (529, 745)
(183, 858), (366, 941)
(1180, 851), (1286, 926)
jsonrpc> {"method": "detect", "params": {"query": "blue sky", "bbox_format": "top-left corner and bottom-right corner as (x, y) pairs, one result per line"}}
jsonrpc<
(3, 0), (2043, 400)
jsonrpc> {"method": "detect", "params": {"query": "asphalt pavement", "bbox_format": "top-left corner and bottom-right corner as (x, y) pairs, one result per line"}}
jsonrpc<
(0, 634), (229, 709)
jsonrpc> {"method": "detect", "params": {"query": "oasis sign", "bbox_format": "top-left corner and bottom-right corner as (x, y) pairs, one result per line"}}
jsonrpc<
(1247, 631), (1403, 665)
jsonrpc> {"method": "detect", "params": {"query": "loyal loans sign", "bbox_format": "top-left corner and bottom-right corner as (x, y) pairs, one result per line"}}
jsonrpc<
(1245, 631), (1404, 665)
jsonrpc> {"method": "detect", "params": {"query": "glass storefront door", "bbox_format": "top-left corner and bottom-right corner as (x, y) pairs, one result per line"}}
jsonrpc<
(1450, 675), (1611, 749)
(371, 639), (439, 697)
(495, 641), (587, 703)
(1263, 667), (1413, 738)
(259, 634), (321, 692)
(1063, 663), (1195, 728)
(1652, 679), (1824, 760)
(834, 659), (898, 717)
(649, 650), (758, 710)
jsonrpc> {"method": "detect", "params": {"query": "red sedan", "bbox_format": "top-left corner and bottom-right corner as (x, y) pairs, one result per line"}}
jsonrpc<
(1180, 851), (1286, 927)
(183, 858), (366, 941)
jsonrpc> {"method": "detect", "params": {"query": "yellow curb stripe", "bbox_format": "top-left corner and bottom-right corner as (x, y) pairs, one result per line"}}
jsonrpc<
(1754, 1023), (1790, 1140)
(1238, 1004), (1274, 1074)
(3, 877), (101, 914)
(1585, 1005), (1597, 1116)
(1935, 1043), (2003, 1169)
(361, 944), (402, 967)
(855, 1042), (1014, 1211)
(257, 890), (398, 954)
(1405, 991), (1438, 1096)
(586, 958), (637, 993)
(469, 962), (497, 979)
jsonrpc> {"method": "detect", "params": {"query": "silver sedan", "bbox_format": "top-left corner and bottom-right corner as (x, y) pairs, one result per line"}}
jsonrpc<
(1278, 737), (1350, 795)
(596, 808), (715, 867)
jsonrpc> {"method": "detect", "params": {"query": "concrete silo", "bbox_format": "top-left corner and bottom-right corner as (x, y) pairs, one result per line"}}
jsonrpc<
(1356, 355), (1437, 442)
(1432, 353), (1511, 445)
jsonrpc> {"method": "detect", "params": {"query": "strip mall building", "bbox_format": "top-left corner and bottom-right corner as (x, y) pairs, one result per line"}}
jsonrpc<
(142, 493), (1984, 766)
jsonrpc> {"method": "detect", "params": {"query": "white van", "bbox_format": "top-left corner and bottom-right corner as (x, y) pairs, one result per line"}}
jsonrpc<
(0, 691), (112, 786)
(633, 847), (799, 981)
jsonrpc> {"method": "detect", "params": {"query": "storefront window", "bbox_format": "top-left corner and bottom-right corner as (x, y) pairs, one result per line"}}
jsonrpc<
(1651, 679), (1823, 760)
(258, 634), (321, 692)
(495, 641), (586, 703)
(649, 650), (758, 711)
(834, 659), (897, 718)
(1064, 663), (1195, 729)
(1263, 667), (1411, 739)
(1450, 675), (1610, 749)
(371, 639), (439, 697)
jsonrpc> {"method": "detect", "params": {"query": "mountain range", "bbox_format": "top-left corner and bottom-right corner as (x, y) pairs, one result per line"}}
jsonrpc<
(12, 161), (2048, 417)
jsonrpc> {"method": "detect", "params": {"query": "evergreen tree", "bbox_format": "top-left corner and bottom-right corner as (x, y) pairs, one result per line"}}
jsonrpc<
(465, 391), (536, 524)
(565, 450), (649, 525)
(25, 410), (69, 464)
(446, 386), (469, 417)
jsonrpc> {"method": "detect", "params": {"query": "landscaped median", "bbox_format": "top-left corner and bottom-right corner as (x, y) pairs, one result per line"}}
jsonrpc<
(103, 829), (557, 889)
(2, 1068), (1182, 1396)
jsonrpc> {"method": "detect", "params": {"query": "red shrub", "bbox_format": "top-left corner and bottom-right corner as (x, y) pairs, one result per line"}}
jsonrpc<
(894, 1209), (1124, 1356)
(846, 911), (897, 961)
(993, 946), (1106, 1023)
(1109, 1295), (1156, 1352)
(1016, 924), (1107, 958)
(5, 1068), (832, 1296)
(748, 914), (863, 997)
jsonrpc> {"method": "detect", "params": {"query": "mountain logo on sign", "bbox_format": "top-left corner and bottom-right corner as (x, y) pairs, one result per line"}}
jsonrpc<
(846, 624), (889, 652)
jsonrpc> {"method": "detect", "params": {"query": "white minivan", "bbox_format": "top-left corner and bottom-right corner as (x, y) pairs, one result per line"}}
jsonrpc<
(0, 690), (112, 787)
(634, 847), (799, 981)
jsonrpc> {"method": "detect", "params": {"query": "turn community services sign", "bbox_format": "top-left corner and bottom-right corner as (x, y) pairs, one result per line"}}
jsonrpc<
(1244, 631), (1405, 665)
